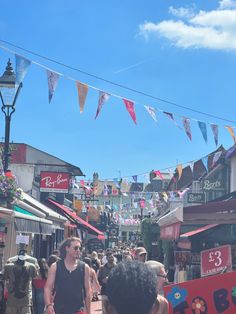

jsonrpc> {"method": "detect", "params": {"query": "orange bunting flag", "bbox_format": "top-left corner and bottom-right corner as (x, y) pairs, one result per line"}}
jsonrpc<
(176, 164), (183, 181)
(123, 99), (137, 124)
(76, 81), (88, 113)
(225, 126), (236, 143)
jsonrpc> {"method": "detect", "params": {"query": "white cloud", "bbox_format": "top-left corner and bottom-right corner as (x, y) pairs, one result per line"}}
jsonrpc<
(169, 5), (195, 19)
(139, 1), (236, 50)
(219, 0), (236, 9)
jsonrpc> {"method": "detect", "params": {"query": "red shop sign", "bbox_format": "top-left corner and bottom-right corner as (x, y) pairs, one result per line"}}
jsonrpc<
(40, 172), (70, 193)
(160, 222), (181, 240)
(201, 244), (232, 277)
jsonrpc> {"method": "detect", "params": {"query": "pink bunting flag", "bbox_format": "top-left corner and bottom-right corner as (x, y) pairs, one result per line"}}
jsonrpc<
(95, 91), (110, 119)
(182, 117), (192, 141)
(80, 180), (85, 186)
(154, 170), (164, 180)
(123, 99), (137, 124)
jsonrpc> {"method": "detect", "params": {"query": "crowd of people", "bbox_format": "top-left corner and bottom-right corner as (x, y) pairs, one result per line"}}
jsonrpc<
(2, 237), (169, 314)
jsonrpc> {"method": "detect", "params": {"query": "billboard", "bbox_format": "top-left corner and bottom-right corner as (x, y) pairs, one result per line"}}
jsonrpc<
(40, 171), (70, 193)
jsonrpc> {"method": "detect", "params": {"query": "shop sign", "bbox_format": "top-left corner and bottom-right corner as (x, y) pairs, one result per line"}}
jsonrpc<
(16, 235), (29, 245)
(202, 179), (224, 191)
(187, 193), (205, 204)
(40, 171), (70, 193)
(160, 222), (181, 240)
(87, 238), (104, 251)
(164, 271), (236, 314)
(201, 245), (232, 277)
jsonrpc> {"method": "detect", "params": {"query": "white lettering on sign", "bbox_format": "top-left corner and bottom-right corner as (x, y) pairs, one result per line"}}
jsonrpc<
(208, 250), (222, 267)
(41, 174), (68, 188)
(203, 180), (221, 190)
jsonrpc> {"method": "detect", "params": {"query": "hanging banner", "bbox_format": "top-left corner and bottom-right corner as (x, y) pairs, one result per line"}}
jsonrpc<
(176, 164), (183, 181)
(183, 117), (192, 141)
(212, 151), (222, 167)
(211, 124), (219, 146)
(76, 81), (88, 113)
(123, 99), (137, 124)
(46, 70), (60, 103)
(144, 105), (157, 122)
(15, 54), (31, 85)
(189, 161), (194, 173)
(198, 121), (207, 143)
(95, 91), (110, 119)
(164, 271), (236, 314)
(163, 111), (181, 129)
(225, 126), (236, 144)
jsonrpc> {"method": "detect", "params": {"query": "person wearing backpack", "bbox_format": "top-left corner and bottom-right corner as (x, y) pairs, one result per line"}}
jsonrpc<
(44, 237), (91, 314)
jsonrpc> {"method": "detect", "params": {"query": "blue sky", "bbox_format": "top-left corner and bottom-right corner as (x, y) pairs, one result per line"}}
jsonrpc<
(0, 0), (236, 181)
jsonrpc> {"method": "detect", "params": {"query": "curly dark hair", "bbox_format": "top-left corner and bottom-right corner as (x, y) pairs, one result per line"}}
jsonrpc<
(59, 237), (81, 259)
(107, 261), (157, 314)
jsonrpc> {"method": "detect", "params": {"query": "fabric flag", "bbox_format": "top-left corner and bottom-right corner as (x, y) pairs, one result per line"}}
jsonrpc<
(163, 111), (182, 129)
(95, 91), (110, 119)
(80, 180), (85, 186)
(154, 170), (164, 180)
(210, 124), (219, 146)
(144, 105), (157, 122)
(176, 164), (183, 181)
(15, 54), (31, 85)
(123, 99), (137, 124)
(76, 81), (88, 113)
(132, 175), (138, 182)
(225, 126), (236, 144)
(189, 161), (194, 173)
(198, 121), (207, 143)
(46, 70), (60, 103)
(113, 178), (120, 188)
(212, 151), (222, 167)
(202, 156), (208, 172)
(182, 117), (192, 141)
(178, 188), (189, 198)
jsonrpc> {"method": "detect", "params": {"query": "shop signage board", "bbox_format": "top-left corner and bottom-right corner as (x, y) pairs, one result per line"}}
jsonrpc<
(164, 271), (236, 314)
(201, 245), (232, 277)
(40, 171), (70, 193)
(187, 193), (205, 203)
(202, 178), (225, 191)
(160, 222), (181, 240)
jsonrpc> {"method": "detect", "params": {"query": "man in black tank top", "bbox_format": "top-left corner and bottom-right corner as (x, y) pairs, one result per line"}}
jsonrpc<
(44, 237), (91, 314)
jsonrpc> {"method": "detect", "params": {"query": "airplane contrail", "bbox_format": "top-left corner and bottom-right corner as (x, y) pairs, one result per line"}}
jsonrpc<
(114, 58), (154, 74)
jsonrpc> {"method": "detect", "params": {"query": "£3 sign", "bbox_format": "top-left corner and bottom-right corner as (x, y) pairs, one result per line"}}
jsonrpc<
(201, 245), (232, 277)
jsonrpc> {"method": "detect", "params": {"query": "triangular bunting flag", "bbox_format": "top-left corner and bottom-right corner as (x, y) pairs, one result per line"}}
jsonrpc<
(189, 161), (194, 173)
(95, 91), (110, 119)
(76, 81), (88, 113)
(132, 175), (138, 182)
(154, 170), (164, 180)
(163, 111), (182, 129)
(212, 151), (222, 167)
(211, 124), (219, 146)
(46, 70), (60, 103)
(202, 156), (208, 172)
(15, 54), (31, 85)
(123, 99), (137, 124)
(182, 117), (192, 141)
(198, 121), (207, 143)
(144, 105), (157, 122)
(225, 126), (236, 143)
(176, 164), (183, 181)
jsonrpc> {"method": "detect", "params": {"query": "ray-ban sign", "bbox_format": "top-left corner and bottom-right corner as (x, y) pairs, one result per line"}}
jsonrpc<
(40, 171), (70, 193)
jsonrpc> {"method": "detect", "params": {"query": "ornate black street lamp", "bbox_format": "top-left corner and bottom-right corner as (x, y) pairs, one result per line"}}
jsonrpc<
(0, 59), (22, 172)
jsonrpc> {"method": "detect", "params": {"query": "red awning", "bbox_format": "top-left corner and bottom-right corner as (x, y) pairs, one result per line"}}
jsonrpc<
(184, 199), (236, 214)
(48, 199), (105, 239)
(180, 224), (218, 238)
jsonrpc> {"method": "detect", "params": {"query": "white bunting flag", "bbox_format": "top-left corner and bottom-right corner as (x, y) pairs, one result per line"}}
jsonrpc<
(95, 91), (110, 119)
(144, 105), (157, 122)
(46, 70), (60, 103)
(15, 54), (31, 85)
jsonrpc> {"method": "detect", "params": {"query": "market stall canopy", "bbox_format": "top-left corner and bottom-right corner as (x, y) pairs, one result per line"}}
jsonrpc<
(180, 224), (219, 238)
(47, 199), (105, 239)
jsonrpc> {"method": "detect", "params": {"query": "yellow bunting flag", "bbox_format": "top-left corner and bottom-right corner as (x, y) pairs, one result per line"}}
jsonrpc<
(177, 164), (183, 181)
(76, 81), (88, 113)
(225, 126), (236, 143)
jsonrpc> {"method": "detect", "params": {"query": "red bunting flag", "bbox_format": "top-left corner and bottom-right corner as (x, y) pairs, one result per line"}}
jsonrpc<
(123, 99), (137, 124)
